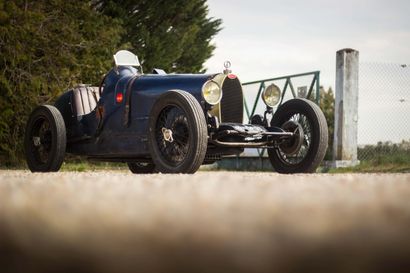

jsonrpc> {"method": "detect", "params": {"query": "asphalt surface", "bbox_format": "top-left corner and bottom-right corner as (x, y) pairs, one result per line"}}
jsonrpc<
(1, 170), (410, 273)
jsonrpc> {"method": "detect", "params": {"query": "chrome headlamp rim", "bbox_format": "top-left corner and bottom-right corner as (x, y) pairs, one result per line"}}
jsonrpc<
(261, 83), (281, 107)
(201, 80), (223, 106)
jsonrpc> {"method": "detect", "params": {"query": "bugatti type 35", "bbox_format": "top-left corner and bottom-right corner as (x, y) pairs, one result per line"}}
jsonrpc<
(25, 50), (328, 173)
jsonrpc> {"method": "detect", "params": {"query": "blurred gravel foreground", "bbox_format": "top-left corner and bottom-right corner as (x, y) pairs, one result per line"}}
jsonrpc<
(1, 170), (410, 273)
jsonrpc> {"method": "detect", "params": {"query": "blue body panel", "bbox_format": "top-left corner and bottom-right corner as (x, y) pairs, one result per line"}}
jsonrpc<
(66, 67), (215, 158)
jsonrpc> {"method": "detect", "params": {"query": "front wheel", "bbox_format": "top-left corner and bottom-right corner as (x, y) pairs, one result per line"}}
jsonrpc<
(268, 99), (328, 173)
(148, 90), (207, 173)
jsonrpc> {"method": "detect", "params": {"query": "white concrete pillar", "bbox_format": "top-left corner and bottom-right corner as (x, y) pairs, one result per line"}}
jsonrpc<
(333, 48), (360, 167)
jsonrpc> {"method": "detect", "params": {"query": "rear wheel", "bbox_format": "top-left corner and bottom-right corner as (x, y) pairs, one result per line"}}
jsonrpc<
(127, 162), (156, 174)
(24, 105), (66, 172)
(268, 99), (328, 173)
(148, 90), (207, 173)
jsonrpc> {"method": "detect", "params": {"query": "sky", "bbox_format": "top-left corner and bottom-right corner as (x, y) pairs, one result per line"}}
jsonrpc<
(204, 0), (410, 145)
(204, 0), (410, 88)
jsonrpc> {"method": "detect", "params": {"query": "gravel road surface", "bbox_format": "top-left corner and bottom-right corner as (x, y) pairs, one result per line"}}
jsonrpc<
(1, 170), (410, 273)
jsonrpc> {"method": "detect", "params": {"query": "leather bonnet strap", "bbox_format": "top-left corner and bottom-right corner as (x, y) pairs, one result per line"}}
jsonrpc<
(123, 74), (140, 127)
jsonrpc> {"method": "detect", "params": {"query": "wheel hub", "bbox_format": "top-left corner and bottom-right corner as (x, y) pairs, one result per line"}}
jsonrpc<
(162, 127), (174, 143)
(280, 120), (304, 155)
(33, 137), (41, 147)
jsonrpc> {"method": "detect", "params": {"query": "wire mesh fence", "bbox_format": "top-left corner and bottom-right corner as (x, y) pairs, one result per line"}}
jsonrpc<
(358, 62), (410, 162)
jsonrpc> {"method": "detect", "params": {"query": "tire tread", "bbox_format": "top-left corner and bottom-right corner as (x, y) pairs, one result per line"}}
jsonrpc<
(148, 90), (207, 173)
(25, 105), (66, 172)
(268, 98), (328, 173)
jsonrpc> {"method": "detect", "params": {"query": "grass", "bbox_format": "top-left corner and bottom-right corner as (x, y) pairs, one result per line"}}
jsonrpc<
(328, 153), (410, 173)
(2, 146), (409, 173)
(326, 142), (410, 173)
(328, 161), (410, 173)
(60, 161), (127, 172)
(3, 160), (409, 173)
(0, 159), (128, 172)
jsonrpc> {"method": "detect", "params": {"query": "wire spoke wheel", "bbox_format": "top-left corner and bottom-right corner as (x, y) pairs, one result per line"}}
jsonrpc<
(268, 99), (328, 173)
(24, 105), (66, 172)
(156, 106), (190, 165)
(148, 90), (207, 173)
(29, 117), (53, 165)
(277, 113), (312, 165)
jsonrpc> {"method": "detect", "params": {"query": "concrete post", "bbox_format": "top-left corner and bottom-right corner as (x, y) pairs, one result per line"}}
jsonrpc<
(333, 48), (360, 167)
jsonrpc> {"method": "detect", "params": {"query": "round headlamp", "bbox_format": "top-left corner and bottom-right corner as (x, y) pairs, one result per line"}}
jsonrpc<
(202, 80), (222, 105)
(262, 84), (281, 107)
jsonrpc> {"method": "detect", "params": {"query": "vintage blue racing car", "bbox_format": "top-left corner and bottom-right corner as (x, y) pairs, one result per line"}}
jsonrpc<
(24, 50), (328, 173)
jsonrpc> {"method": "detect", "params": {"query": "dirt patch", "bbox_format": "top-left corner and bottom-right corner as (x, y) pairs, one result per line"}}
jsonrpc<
(1, 171), (410, 273)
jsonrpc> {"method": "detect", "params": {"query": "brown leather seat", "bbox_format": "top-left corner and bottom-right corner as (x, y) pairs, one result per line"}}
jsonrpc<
(71, 85), (100, 117)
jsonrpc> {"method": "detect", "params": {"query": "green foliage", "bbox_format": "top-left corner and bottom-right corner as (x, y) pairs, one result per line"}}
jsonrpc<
(0, 0), (122, 165)
(317, 87), (335, 160)
(358, 140), (410, 164)
(94, 0), (222, 73)
(0, 0), (221, 166)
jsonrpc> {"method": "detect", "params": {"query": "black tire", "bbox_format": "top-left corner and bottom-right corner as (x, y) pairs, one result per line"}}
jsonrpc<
(148, 90), (207, 173)
(268, 98), (328, 173)
(24, 105), (66, 172)
(127, 162), (156, 174)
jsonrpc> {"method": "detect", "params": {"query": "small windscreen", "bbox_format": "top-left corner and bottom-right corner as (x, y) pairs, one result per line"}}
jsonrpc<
(113, 50), (140, 67)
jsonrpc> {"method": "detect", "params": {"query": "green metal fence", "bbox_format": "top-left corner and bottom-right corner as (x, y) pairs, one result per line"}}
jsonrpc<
(217, 71), (321, 170)
(242, 71), (321, 122)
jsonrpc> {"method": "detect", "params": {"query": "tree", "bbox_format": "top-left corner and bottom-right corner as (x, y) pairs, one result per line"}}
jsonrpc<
(94, 0), (222, 73)
(318, 87), (335, 160)
(0, 0), (222, 165)
(0, 0), (122, 165)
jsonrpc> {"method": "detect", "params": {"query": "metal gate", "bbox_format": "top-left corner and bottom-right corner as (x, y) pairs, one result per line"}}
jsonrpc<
(217, 71), (321, 170)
